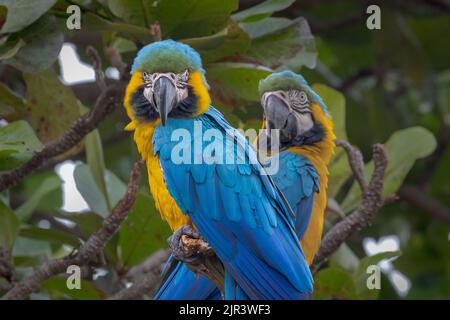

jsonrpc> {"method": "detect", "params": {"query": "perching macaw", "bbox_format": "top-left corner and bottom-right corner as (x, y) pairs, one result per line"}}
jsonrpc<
(123, 40), (313, 300)
(257, 71), (336, 265)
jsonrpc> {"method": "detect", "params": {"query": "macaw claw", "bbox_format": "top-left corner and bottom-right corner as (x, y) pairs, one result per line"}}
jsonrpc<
(168, 224), (205, 265)
(168, 224), (225, 292)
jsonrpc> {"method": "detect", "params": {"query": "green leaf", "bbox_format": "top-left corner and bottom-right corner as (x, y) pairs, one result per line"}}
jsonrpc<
(108, 0), (147, 26)
(341, 127), (437, 212)
(0, 0), (56, 33)
(12, 236), (51, 257)
(83, 12), (152, 43)
(0, 82), (25, 120)
(0, 120), (43, 171)
(329, 243), (360, 272)
(232, 0), (295, 22)
(207, 62), (271, 107)
(0, 199), (20, 250)
(19, 226), (79, 248)
(15, 176), (61, 222)
(5, 14), (63, 73)
(354, 251), (401, 299)
(240, 17), (291, 39)
(74, 164), (126, 217)
(85, 129), (110, 211)
(119, 193), (171, 267)
(154, 0), (239, 39)
(42, 276), (104, 300)
(182, 21), (251, 63)
(311, 84), (351, 198)
(73, 164), (109, 217)
(18, 171), (62, 212)
(0, 37), (25, 60)
(245, 17), (317, 70)
(23, 68), (82, 149)
(313, 267), (358, 300)
(0, 5), (6, 30)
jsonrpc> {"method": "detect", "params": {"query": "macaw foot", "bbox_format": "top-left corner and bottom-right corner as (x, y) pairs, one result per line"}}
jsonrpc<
(168, 224), (206, 265)
(168, 224), (225, 292)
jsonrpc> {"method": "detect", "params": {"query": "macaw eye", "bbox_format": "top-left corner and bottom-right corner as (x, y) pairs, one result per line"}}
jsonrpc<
(142, 72), (153, 88)
(299, 91), (308, 104)
(176, 70), (189, 88)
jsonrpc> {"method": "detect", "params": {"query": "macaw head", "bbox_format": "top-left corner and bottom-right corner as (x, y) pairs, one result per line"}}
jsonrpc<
(124, 40), (210, 129)
(258, 70), (334, 153)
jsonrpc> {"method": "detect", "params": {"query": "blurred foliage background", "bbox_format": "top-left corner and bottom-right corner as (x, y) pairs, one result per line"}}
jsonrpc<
(0, 0), (449, 299)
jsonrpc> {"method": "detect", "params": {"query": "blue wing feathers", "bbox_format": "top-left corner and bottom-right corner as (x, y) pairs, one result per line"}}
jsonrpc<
(271, 152), (320, 241)
(155, 257), (220, 300)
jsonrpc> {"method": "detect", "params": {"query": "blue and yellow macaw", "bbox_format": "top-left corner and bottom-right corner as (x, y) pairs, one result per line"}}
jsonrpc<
(257, 71), (336, 265)
(123, 40), (313, 300)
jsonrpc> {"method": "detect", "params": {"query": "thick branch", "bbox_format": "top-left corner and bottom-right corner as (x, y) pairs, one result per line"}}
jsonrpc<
(3, 161), (144, 300)
(311, 143), (388, 273)
(110, 249), (168, 300)
(0, 85), (124, 192)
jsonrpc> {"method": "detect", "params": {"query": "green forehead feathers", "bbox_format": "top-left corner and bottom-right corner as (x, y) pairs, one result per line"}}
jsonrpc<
(131, 39), (205, 75)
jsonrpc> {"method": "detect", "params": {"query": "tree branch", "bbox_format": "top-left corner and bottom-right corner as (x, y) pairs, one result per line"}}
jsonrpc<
(110, 250), (169, 300)
(311, 143), (388, 273)
(150, 22), (162, 41)
(86, 46), (106, 91)
(398, 185), (450, 224)
(335, 140), (368, 193)
(0, 249), (15, 284)
(3, 161), (144, 300)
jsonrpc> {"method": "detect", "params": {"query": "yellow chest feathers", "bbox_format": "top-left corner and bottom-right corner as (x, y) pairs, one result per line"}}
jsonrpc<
(133, 123), (190, 231)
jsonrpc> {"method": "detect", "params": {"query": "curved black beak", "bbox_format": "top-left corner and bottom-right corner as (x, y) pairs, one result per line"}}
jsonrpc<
(153, 76), (177, 125)
(264, 94), (290, 131)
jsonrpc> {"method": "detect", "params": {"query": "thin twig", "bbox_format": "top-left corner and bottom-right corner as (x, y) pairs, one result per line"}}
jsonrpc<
(3, 161), (144, 300)
(86, 46), (106, 91)
(311, 144), (388, 273)
(104, 46), (128, 82)
(150, 22), (162, 41)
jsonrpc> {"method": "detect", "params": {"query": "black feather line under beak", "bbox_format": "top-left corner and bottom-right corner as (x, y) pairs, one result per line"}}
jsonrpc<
(153, 76), (177, 125)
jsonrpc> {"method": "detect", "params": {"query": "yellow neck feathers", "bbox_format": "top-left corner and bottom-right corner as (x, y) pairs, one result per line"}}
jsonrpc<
(188, 70), (211, 116)
(288, 103), (335, 264)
